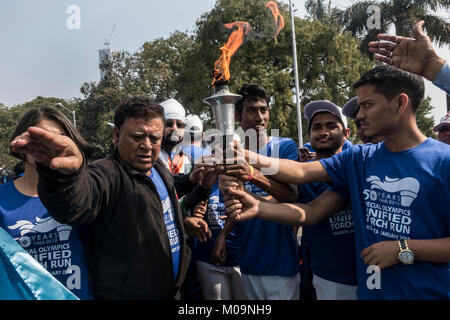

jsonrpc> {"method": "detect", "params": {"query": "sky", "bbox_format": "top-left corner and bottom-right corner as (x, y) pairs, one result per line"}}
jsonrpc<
(0, 0), (448, 123)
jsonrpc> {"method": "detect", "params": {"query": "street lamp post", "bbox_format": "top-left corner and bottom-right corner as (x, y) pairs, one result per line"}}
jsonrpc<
(55, 103), (76, 128)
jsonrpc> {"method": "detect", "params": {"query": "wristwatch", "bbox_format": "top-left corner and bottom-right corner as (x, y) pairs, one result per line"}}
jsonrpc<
(398, 239), (414, 265)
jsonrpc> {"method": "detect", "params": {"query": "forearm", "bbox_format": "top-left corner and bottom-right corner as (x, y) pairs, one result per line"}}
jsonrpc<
(217, 218), (236, 240)
(250, 169), (298, 202)
(256, 190), (347, 226)
(36, 161), (106, 226)
(408, 237), (450, 263)
(182, 184), (211, 212)
(246, 149), (329, 185)
(173, 173), (195, 197)
(257, 201), (306, 226)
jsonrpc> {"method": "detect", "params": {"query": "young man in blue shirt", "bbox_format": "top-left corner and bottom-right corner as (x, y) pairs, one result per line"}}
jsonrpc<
(222, 65), (450, 299)
(213, 83), (300, 300)
(299, 100), (358, 299)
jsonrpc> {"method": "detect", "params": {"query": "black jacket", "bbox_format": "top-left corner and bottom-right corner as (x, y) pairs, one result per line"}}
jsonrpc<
(36, 150), (191, 299)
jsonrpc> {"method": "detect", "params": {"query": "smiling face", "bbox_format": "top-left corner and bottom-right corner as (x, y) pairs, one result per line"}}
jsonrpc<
(114, 116), (164, 175)
(309, 112), (348, 156)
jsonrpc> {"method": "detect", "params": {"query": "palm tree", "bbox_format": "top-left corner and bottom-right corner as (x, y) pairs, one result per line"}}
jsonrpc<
(335, 0), (450, 55)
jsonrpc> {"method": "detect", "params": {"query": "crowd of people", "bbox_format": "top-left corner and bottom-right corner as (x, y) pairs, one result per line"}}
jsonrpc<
(0, 21), (449, 300)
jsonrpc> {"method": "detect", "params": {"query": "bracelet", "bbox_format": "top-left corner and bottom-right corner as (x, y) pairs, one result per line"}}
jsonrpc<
(248, 164), (254, 182)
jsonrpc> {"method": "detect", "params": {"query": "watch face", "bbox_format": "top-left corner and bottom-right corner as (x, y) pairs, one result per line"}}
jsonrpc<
(399, 251), (414, 263)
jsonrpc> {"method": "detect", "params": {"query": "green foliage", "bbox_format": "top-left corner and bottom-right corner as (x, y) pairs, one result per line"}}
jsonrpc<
(334, 0), (450, 56)
(0, 0), (442, 165)
(0, 97), (68, 171)
(417, 96), (437, 138)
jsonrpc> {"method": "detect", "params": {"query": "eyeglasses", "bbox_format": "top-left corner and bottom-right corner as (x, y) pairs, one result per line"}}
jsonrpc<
(166, 120), (186, 128)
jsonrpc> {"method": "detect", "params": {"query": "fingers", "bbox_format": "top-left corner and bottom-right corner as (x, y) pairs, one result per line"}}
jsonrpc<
(11, 127), (83, 173)
(49, 155), (82, 174)
(197, 219), (212, 239)
(413, 20), (426, 39)
(360, 246), (378, 266)
(226, 187), (246, 198)
(225, 203), (243, 215)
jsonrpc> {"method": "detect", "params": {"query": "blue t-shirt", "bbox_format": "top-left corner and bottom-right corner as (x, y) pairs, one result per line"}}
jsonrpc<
(319, 138), (450, 299)
(181, 145), (210, 163)
(0, 181), (93, 300)
(149, 169), (181, 279)
(195, 182), (240, 267)
(238, 137), (300, 276)
(299, 182), (357, 285)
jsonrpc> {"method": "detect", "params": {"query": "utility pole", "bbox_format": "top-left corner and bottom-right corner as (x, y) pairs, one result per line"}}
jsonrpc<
(289, 0), (303, 146)
(55, 103), (76, 128)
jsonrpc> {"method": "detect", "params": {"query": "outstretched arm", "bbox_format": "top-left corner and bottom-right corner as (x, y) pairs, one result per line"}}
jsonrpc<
(224, 188), (347, 227)
(244, 149), (331, 185)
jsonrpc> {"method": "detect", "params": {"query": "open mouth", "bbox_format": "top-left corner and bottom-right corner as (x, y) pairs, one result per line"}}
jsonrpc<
(137, 155), (153, 163)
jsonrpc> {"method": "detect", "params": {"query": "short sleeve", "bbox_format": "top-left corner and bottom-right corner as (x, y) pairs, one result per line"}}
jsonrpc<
(318, 147), (353, 193)
(278, 139), (299, 161)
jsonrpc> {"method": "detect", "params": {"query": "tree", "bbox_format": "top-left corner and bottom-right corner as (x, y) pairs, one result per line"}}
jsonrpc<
(305, 0), (444, 138)
(0, 97), (68, 172)
(416, 96), (437, 138)
(178, 0), (372, 144)
(335, 0), (450, 56)
(74, 31), (195, 159)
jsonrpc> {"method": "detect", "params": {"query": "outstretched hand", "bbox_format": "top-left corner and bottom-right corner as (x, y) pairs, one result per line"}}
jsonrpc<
(11, 126), (83, 174)
(368, 20), (445, 81)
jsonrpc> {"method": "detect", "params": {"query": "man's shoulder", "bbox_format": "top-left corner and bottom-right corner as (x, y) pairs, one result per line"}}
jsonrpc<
(268, 136), (298, 160)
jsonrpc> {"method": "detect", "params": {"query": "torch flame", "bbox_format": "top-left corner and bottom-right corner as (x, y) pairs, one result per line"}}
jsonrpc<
(212, 21), (251, 86)
(266, 1), (285, 39)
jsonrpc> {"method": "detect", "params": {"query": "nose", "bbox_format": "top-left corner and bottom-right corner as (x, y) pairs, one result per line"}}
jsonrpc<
(256, 110), (264, 121)
(355, 107), (365, 122)
(140, 137), (152, 151)
(170, 122), (178, 130)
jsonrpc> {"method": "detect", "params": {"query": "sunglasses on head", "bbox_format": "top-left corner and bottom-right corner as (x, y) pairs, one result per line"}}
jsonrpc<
(165, 120), (186, 128)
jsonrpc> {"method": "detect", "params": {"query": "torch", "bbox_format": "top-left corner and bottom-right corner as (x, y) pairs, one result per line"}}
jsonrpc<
(203, 21), (251, 164)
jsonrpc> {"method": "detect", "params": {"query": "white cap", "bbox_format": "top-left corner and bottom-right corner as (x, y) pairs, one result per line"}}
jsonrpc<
(185, 114), (203, 134)
(160, 99), (186, 122)
(433, 111), (450, 132)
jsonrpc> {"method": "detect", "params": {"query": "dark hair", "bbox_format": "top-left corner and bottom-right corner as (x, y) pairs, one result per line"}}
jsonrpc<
(10, 107), (93, 161)
(114, 96), (165, 129)
(353, 65), (424, 113)
(235, 84), (270, 116)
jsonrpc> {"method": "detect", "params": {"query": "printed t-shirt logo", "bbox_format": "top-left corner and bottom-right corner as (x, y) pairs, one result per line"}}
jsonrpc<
(8, 216), (72, 248)
(363, 176), (420, 239)
(366, 176), (420, 207)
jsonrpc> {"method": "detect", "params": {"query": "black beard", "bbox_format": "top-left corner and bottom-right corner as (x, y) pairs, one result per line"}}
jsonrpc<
(162, 133), (182, 152)
(312, 145), (341, 157)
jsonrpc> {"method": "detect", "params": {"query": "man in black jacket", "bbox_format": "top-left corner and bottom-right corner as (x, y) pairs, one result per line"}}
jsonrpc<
(10, 97), (194, 299)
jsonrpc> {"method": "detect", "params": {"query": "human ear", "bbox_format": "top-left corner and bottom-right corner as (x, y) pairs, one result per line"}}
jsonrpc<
(113, 127), (120, 146)
(396, 93), (409, 113)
